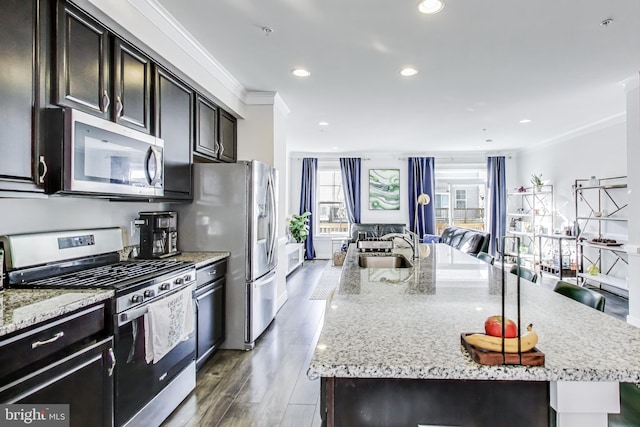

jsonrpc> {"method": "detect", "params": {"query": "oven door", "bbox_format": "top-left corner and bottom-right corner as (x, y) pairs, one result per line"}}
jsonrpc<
(114, 287), (195, 427)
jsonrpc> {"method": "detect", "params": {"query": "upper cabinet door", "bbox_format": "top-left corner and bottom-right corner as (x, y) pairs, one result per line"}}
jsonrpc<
(194, 95), (219, 160)
(155, 67), (193, 198)
(219, 109), (237, 163)
(113, 39), (152, 134)
(0, 0), (44, 192)
(55, 1), (110, 118)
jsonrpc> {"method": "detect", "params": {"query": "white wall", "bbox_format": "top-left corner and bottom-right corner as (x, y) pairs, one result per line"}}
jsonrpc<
(0, 197), (166, 246)
(237, 104), (275, 165)
(514, 122), (627, 232)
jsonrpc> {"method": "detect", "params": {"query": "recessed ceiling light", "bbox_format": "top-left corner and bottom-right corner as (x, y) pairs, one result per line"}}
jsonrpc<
(417, 0), (445, 14)
(519, 119), (532, 124)
(291, 68), (311, 77)
(332, 146), (339, 150)
(400, 67), (419, 77)
(319, 121), (329, 126)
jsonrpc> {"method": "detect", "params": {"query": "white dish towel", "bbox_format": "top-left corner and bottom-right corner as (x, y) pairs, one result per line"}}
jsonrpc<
(144, 286), (194, 364)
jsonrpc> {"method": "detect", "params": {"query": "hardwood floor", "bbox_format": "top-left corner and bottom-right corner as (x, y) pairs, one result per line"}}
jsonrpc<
(162, 260), (328, 427)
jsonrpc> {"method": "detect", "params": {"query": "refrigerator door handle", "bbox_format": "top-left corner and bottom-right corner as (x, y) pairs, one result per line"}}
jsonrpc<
(266, 172), (277, 264)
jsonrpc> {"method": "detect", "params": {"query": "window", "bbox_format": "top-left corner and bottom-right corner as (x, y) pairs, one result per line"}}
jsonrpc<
(317, 164), (348, 235)
(434, 163), (487, 234)
(455, 189), (467, 209)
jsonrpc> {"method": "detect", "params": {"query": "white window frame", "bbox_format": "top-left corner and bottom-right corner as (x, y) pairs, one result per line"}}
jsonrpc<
(316, 162), (349, 236)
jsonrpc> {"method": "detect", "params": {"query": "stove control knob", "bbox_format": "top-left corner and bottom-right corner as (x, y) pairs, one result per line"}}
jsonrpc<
(144, 290), (155, 298)
(160, 283), (171, 291)
(183, 274), (192, 282)
(131, 294), (143, 303)
(174, 277), (184, 285)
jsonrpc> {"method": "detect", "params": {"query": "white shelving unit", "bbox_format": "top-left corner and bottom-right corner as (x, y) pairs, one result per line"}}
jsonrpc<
(574, 176), (628, 294)
(285, 243), (305, 276)
(506, 185), (554, 269)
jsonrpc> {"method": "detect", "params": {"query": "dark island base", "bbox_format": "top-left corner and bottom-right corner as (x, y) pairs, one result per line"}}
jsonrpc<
(321, 377), (549, 427)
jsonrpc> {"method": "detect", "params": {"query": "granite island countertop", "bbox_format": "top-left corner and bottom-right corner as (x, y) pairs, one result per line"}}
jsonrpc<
(170, 251), (230, 268)
(307, 243), (640, 383)
(0, 289), (114, 338)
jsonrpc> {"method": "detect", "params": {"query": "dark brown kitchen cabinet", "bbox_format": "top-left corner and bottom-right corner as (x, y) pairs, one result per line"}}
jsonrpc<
(194, 94), (220, 161)
(55, 1), (111, 118)
(155, 67), (193, 199)
(195, 259), (227, 369)
(0, 303), (114, 427)
(113, 39), (152, 133)
(0, 0), (46, 193)
(219, 109), (237, 163)
(55, 1), (152, 134)
(6, 338), (115, 427)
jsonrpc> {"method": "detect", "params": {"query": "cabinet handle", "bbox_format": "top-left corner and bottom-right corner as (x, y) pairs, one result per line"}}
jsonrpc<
(219, 141), (225, 157)
(108, 348), (116, 377)
(115, 95), (123, 118)
(38, 155), (48, 184)
(31, 331), (64, 349)
(208, 270), (217, 275)
(213, 141), (220, 156)
(102, 90), (110, 113)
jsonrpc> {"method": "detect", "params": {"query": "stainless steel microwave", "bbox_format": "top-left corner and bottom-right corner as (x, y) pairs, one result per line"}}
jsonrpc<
(45, 108), (164, 197)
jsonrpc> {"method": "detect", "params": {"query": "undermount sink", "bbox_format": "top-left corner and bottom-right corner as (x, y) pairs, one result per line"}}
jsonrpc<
(358, 254), (412, 268)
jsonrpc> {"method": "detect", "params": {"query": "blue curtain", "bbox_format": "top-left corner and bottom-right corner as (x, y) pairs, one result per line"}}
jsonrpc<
(487, 156), (507, 257)
(408, 157), (436, 236)
(300, 158), (317, 259)
(339, 158), (361, 224)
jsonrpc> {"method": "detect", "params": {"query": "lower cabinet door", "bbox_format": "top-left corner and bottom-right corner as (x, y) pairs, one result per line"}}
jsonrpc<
(195, 278), (225, 369)
(1, 337), (115, 427)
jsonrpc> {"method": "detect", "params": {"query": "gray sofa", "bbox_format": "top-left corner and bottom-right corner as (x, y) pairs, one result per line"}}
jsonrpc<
(348, 223), (407, 242)
(439, 226), (491, 256)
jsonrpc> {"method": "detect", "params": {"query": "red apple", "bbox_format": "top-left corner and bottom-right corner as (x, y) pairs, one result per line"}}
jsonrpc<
(484, 315), (517, 338)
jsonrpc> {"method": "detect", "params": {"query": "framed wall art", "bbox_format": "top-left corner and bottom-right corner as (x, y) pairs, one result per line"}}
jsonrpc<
(369, 169), (400, 210)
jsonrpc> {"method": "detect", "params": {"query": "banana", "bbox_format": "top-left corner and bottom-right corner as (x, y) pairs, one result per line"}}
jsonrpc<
(464, 330), (538, 353)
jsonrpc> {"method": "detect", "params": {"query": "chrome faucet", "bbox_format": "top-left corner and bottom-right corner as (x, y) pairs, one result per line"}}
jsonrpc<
(380, 231), (419, 259)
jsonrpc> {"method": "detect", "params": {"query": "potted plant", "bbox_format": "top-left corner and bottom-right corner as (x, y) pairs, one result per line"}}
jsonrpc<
(289, 212), (311, 243)
(530, 173), (544, 189)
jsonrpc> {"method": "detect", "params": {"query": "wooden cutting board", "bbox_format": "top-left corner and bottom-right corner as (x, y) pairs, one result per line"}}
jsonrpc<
(588, 240), (623, 246)
(460, 333), (545, 366)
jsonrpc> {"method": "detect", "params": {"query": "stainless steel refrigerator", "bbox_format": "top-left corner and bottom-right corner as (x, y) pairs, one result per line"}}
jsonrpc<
(176, 161), (278, 350)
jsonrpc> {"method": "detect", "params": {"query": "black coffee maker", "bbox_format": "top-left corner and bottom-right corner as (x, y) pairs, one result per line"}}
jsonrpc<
(136, 211), (180, 259)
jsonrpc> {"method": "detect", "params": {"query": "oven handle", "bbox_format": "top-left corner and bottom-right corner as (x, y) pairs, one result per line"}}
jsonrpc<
(117, 283), (195, 327)
(117, 305), (148, 327)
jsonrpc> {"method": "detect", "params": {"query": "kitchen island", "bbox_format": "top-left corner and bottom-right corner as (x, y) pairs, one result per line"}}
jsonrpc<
(308, 243), (640, 427)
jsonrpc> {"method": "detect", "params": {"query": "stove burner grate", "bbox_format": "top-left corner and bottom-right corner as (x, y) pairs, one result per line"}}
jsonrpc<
(22, 259), (188, 289)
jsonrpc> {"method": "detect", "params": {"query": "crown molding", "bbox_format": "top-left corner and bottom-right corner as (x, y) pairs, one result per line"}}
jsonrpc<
(245, 92), (291, 118)
(622, 73), (640, 91)
(245, 91), (278, 105)
(126, 0), (246, 102)
(520, 112), (626, 153)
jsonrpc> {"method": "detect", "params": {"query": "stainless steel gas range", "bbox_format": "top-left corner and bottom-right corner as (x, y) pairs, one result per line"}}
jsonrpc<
(1, 228), (196, 427)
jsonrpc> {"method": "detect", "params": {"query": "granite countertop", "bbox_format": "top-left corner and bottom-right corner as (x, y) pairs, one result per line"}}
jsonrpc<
(170, 251), (230, 268)
(0, 289), (114, 338)
(308, 243), (640, 382)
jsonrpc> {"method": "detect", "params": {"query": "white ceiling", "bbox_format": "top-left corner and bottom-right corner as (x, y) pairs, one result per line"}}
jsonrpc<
(156, 0), (640, 154)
